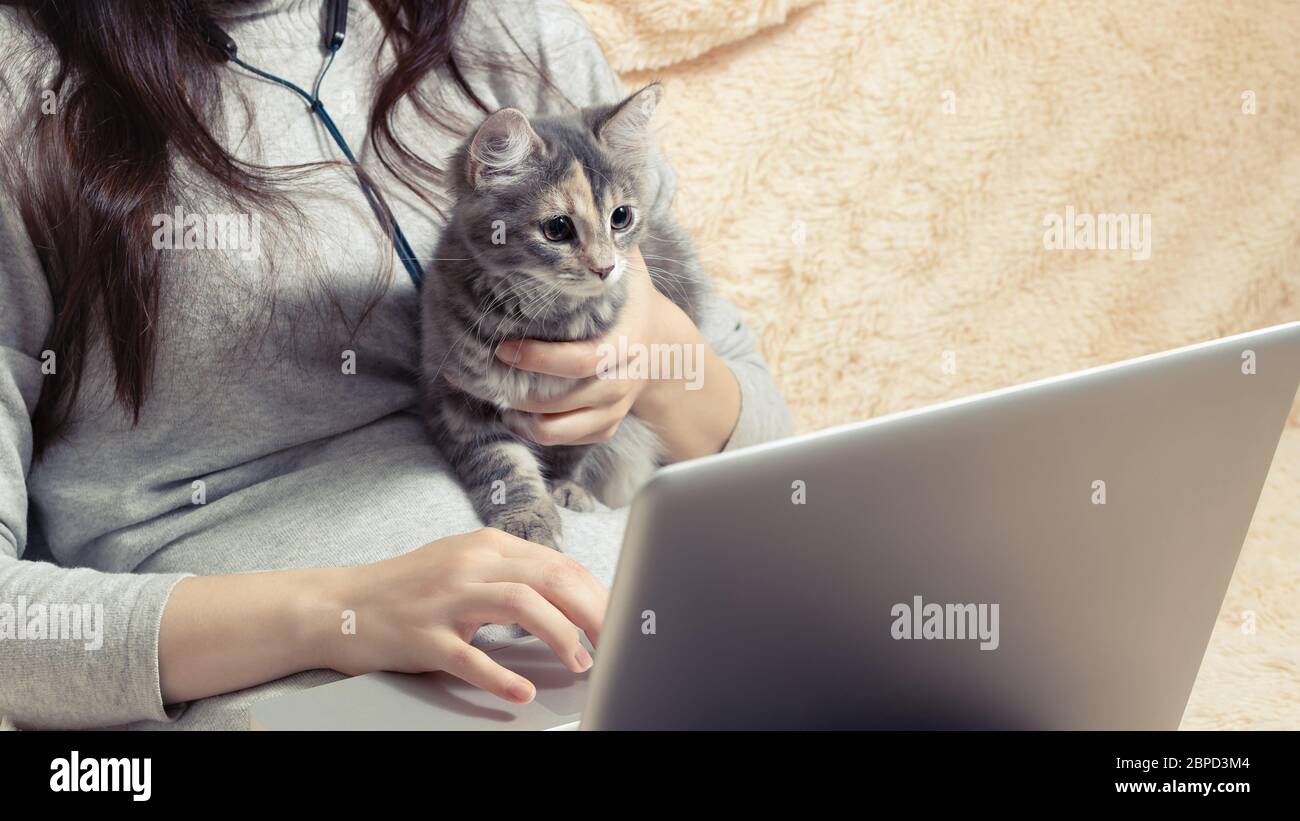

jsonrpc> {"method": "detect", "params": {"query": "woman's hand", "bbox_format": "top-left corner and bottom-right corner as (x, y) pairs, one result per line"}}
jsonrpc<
(495, 247), (742, 461)
(159, 528), (607, 707)
(317, 528), (607, 703)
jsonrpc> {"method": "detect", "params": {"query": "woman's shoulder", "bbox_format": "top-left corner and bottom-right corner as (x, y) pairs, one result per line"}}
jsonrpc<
(460, 0), (596, 53)
(456, 0), (622, 111)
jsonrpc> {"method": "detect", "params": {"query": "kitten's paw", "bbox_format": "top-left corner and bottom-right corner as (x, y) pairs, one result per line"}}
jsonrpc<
(551, 480), (596, 513)
(492, 504), (563, 550)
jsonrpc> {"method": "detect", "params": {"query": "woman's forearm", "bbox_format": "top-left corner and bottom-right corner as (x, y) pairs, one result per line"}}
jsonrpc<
(632, 295), (743, 462)
(157, 530), (609, 710)
(157, 567), (341, 705)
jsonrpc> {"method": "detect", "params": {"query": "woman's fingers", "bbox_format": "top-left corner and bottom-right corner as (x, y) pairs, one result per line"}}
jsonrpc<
(571, 423), (624, 446)
(516, 403), (630, 447)
(497, 338), (603, 379)
(484, 531), (609, 646)
(536, 417), (623, 446)
(522, 406), (604, 446)
(464, 583), (594, 674)
(517, 557), (609, 647)
(507, 377), (622, 414)
(433, 635), (537, 704)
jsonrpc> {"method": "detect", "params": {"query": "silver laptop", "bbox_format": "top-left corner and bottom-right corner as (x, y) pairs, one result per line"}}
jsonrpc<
(251, 321), (1300, 730)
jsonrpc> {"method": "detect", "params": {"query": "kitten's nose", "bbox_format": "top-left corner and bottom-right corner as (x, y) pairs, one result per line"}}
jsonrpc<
(589, 263), (615, 280)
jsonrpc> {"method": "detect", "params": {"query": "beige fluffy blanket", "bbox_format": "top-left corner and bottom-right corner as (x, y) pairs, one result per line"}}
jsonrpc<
(573, 0), (1300, 728)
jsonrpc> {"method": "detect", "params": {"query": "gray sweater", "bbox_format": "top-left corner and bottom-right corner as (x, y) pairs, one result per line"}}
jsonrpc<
(0, 0), (791, 729)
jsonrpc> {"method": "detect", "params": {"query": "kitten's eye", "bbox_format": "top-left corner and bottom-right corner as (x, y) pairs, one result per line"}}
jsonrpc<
(610, 206), (632, 231)
(542, 215), (573, 242)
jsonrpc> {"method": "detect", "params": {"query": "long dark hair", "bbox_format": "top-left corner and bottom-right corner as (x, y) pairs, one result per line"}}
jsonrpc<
(0, 0), (501, 457)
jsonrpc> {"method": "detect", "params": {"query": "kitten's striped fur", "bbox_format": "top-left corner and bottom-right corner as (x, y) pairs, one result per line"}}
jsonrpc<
(419, 84), (706, 549)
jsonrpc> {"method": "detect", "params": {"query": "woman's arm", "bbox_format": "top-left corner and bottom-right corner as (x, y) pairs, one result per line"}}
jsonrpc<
(673, 268), (796, 454)
(628, 287), (744, 460)
(156, 568), (328, 704)
(0, 182), (197, 729)
(158, 528), (608, 707)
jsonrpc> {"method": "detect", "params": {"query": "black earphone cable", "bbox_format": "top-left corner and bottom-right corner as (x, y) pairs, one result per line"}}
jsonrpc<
(310, 48), (337, 102)
(204, 6), (425, 288)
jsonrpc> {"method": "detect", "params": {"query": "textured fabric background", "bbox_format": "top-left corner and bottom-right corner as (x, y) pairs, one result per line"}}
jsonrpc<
(571, 0), (1300, 728)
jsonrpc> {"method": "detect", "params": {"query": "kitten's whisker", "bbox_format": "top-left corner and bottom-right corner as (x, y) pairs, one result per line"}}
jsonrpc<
(427, 278), (548, 388)
(453, 284), (548, 387)
(640, 253), (692, 265)
(643, 264), (692, 307)
(638, 232), (699, 245)
(527, 289), (565, 339)
(503, 281), (565, 379)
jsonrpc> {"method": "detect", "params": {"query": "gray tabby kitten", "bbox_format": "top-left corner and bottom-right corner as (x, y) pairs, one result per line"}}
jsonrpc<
(419, 84), (706, 549)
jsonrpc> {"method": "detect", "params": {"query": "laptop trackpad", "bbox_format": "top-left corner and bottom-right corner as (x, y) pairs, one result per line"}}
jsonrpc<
(250, 637), (589, 730)
(382, 637), (589, 729)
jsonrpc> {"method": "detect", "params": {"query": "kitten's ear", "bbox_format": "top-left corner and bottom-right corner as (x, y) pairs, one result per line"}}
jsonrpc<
(466, 108), (543, 188)
(594, 83), (662, 160)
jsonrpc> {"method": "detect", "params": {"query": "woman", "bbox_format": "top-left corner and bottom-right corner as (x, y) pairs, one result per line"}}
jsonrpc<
(0, 0), (791, 729)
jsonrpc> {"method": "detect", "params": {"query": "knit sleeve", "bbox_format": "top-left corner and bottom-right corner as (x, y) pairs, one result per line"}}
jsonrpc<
(0, 7), (193, 729)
